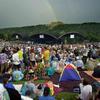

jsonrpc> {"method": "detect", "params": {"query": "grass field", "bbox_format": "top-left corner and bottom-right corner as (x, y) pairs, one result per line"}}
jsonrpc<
(34, 92), (78, 100)
(55, 92), (78, 100)
(13, 79), (45, 84)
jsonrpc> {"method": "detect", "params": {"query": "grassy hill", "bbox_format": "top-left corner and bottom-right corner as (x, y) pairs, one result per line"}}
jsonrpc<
(0, 22), (100, 42)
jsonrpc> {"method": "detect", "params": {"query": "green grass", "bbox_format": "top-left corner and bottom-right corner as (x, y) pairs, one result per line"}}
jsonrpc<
(96, 58), (100, 62)
(34, 79), (45, 84)
(55, 92), (78, 100)
(13, 79), (45, 84)
(34, 92), (78, 100)
(13, 79), (27, 84)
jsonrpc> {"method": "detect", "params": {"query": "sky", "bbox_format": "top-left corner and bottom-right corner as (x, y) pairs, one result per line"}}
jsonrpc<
(0, 0), (100, 28)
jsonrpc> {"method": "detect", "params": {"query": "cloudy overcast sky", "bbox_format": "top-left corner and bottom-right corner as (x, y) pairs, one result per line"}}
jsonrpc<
(0, 0), (100, 28)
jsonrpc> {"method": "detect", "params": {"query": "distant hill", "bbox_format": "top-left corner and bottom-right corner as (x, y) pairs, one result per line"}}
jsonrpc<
(0, 22), (100, 42)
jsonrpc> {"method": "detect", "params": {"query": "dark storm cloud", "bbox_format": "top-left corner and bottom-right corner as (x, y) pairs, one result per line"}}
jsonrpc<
(0, 0), (100, 28)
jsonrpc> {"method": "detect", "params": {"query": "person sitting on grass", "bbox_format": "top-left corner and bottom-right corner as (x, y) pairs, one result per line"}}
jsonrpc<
(92, 63), (100, 78)
(2, 73), (15, 89)
(2, 74), (21, 100)
(20, 80), (36, 99)
(44, 80), (54, 96)
(39, 87), (55, 100)
(12, 67), (24, 81)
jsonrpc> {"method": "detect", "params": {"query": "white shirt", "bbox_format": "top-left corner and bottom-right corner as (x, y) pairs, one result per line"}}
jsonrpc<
(12, 53), (20, 65)
(81, 85), (92, 100)
(37, 47), (42, 54)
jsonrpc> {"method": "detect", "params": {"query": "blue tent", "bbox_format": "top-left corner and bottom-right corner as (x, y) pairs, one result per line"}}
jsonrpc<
(59, 64), (81, 82)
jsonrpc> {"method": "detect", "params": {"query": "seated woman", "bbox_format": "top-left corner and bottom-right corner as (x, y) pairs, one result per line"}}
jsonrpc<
(92, 63), (100, 78)
(39, 87), (55, 100)
(20, 80), (36, 99)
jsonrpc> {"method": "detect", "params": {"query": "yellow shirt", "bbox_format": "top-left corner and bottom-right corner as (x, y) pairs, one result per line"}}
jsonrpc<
(18, 50), (23, 61)
(43, 50), (50, 61)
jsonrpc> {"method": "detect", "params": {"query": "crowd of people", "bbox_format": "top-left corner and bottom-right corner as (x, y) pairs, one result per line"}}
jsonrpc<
(0, 41), (100, 100)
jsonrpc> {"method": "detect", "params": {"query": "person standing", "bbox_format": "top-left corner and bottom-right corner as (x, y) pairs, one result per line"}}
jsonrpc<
(0, 48), (8, 74)
(12, 49), (20, 70)
(43, 47), (50, 64)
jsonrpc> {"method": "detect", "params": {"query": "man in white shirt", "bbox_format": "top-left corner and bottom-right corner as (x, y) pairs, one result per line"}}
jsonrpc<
(12, 49), (20, 69)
